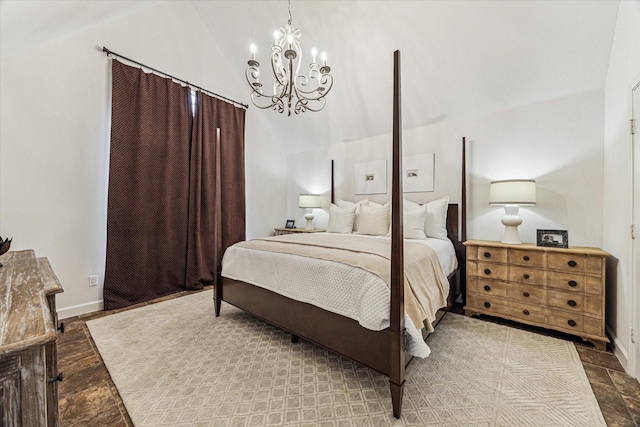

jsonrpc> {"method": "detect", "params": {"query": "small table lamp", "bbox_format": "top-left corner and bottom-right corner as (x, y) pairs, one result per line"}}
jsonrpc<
(299, 194), (322, 230)
(489, 179), (536, 244)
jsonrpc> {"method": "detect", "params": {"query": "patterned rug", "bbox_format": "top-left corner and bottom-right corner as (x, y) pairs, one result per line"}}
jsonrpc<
(87, 290), (605, 426)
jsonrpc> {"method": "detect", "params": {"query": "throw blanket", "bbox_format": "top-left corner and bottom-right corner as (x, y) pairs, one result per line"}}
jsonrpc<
(233, 233), (449, 332)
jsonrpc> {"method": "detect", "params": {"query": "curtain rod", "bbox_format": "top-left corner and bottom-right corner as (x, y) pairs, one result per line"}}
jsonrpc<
(102, 46), (249, 110)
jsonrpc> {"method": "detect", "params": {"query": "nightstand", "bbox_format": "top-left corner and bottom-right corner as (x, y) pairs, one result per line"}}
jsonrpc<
(274, 228), (326, 236)
(464, 239), (610, 350)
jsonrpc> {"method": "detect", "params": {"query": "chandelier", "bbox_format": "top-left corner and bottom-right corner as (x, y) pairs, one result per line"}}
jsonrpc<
(245, 0), (333, 116)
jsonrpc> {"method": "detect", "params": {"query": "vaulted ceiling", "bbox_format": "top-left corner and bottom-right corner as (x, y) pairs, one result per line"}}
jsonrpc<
(1, 0), (620, 154)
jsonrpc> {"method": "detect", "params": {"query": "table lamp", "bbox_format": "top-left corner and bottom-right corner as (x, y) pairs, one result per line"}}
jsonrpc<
(299, 194), (322, 230)
(489, 179), (536, 244)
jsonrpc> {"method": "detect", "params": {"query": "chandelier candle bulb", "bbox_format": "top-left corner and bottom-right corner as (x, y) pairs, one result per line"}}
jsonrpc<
(312, 47), (317, 64)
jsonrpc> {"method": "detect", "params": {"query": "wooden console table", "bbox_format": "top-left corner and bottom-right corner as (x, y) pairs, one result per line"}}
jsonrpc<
(0, 250), (64, 426)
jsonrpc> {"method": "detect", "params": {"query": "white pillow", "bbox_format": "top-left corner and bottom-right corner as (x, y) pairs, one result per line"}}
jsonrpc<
(403, 204), (428, 239)
(327, 204), (356, 234)
(425, 196), (449, 240)
(357, 204), (391, 236)
(337, 198), (368, 232)
(386, 200), (428, 239)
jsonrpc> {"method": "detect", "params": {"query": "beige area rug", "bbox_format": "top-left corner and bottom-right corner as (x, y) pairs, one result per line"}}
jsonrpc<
(87, 290), (605, 426)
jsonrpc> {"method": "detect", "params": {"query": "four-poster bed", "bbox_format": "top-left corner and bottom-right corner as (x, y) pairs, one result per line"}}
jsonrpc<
(215, 51), (467, 418)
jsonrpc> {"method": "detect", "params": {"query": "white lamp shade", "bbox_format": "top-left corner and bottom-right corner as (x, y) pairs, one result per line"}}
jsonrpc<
(489, 180), (536, 206)
(299, 194), (322, 208)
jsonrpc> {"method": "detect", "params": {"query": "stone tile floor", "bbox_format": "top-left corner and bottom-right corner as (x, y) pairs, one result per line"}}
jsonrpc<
(57, 290), (639, 426)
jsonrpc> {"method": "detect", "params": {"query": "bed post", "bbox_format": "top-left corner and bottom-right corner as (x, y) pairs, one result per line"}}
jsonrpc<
(389, 49), (405, 419)
(331, 160), (335, 205)
(459, 137), (467, 303)
(462, 137), (467, 242)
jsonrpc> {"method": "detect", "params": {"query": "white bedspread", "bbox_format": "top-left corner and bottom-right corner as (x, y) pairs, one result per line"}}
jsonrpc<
(221, 234), (457, 357)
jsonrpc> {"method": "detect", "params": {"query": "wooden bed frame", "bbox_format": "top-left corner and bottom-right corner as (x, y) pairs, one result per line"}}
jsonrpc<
(215, 51), (467, 418)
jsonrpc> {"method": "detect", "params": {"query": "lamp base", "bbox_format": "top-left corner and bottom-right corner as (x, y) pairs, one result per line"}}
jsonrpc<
(304, 213), (314, 230)
(501, 205), (523, 244)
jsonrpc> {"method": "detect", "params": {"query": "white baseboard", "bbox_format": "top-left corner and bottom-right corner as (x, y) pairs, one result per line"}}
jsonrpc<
(606, 324), (629, 371)
(58, 300), (103, 319)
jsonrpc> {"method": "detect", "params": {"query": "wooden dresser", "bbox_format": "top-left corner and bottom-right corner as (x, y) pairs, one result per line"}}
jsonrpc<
(464, 240), (610, 350)
(0, 250), (64, 426)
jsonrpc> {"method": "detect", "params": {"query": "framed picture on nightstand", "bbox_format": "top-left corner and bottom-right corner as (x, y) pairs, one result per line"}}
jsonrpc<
(537, 229), (568, 248)
(285, 219), (295, 229)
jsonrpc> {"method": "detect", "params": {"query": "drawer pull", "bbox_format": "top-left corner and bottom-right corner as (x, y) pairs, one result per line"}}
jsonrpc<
(484, 285), (491, 291)
(57, 321), (65, 334)
(523, 310), (530, 315)
(484, 302), (491, 308)
(523, 274), (530, 279)
(48, 372), (64, 384)
(484, 252), (491, 258)
(568, 260), (577, 267)
(523, 292), (530, 297)
(567, 319), (577, 327)
(567, 300), (577, 307)
(484, 269), (491, 275)
(568, 280), (578, 287)
(523, 256), (530, 261)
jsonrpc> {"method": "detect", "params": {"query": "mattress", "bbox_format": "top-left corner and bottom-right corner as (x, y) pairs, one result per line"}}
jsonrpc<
(221, 233), (457, 357)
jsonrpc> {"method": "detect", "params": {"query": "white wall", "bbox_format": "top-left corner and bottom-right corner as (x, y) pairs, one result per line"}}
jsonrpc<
(0, 2), (287, 318)
(288, 90), (605, 250)
(603, 0), (640, 376)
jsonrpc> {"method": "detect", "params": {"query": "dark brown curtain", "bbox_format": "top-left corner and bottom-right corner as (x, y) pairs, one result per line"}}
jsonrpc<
(185, 92), (246, 288)
(104, 60), (245, 310)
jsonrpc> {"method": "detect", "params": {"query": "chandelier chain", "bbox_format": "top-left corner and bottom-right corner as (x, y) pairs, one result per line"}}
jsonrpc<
(288, 0), (292, 25)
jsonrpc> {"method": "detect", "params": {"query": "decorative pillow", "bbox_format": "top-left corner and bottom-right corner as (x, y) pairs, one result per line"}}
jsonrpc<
(386, 200), (428, 239)
(357, 203), (391, 236)
(326, 204), (356, 234)
(403, 204), (428, 239)
(337, 198), (368, 232)
(425, 196), (450, 240)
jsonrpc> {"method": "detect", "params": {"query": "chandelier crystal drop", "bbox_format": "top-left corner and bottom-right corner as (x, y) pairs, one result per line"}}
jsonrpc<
(245, 0), (333, 116)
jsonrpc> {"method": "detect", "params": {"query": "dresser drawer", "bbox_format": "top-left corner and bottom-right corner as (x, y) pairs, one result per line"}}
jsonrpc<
(546, 270), (584, 292)
(546, 309), (585, 333)
(547, 290), (585, 313)
(470, 261), (508, 281)
(466, 294), (511, 315)
(545, 309), (604, 337)
(508, 249), (545, 268)
(509, 283), (545, 304)
(547, 290), (603, 318)
(471, 246), (508, 263)
(509, 265), (544, 286)
(548, 253), (586, 273)
(467, 277), (508, 298)
(508, 301), (545, 324)
(547, 271), (602, 295)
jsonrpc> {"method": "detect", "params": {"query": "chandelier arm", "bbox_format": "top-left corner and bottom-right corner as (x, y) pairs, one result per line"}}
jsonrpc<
(294, 74), (333, 99)
(271, 49), (288, 89)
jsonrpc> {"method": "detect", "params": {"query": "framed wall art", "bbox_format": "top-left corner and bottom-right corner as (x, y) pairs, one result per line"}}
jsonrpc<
(354, 159), (387, 195)
(403, 153), (435, 192)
